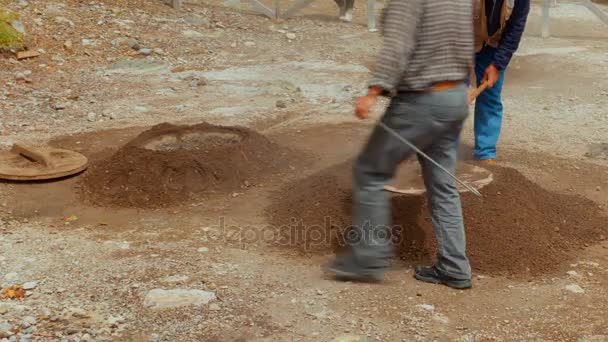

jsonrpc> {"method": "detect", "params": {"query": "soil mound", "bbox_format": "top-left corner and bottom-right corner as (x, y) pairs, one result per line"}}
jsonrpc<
(264, 163), (607, 277)
(80, 122), (289, 208)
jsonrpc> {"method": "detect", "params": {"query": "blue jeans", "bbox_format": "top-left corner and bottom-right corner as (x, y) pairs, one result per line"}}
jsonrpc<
(348, 85), (472, 280)
(473, 46), (506, 160)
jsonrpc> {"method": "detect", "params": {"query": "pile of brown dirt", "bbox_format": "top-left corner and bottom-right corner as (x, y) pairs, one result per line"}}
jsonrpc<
(79, 122), (291, 208)
(264, 162), (607, 277)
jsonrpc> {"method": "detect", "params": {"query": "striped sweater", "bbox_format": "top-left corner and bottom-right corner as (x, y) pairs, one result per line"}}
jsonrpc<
(369, 0), (474, 95)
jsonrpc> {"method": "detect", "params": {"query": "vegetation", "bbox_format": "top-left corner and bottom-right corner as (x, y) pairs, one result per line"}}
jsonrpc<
(0, 8), (24, 50)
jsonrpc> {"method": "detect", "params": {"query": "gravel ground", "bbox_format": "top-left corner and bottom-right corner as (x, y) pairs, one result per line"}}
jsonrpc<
(1, 0), (607, 341)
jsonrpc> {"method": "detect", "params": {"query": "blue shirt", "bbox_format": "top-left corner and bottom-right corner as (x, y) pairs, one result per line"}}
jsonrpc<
(485, 0), (530, 70)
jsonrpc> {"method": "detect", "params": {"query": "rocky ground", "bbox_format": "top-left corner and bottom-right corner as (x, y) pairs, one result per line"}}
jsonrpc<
(1, 0), (608, 341)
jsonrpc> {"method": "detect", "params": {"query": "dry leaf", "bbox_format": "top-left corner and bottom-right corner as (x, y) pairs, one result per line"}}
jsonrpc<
(64, 215), (78, 222)
(1, 285), (26, 299)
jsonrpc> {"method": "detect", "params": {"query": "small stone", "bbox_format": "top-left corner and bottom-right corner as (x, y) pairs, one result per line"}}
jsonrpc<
(52, 102), (68, 110)
(565, 284), (585, 294)
(153, 48), (165, 55)
(184, 15), (209, 26)
(9, 21), (25, 34)
(276, 100), (287, 108)
(69, 308), (90, 318)
(111, 38), (140, 50)
(244, 41), (255, 47)
(108, 315), (125, 327)
(87, 112), (97, 122)
(567, 270), (581, 278)
(161, 275), (190, 283)
(138, 48), (153, 56)
(230, 42), (237, 48)
(134, 106), (148, 113)
(22, 281), (37, 290)
(0, 323), (13, 338)
(416, 304), (435, 312)
(209, 303), (221, 311)
(3, 273), (18, 283)
(286, 33), (296, 40)
(17, 0), (29, 8)
(596, 186), (601, 191)
(432, 313), (450, 324)
(81, 333), (92, 341)
(330, 335), (367, 342)
(45, 4), (63, 17)
(143, 289), (216, 309)
(183, 30), (205, 40)
(64, 40), (73, 50)
(81, 39), (94, 46)
(197, 247), (209, 253)
(22, 316), (36, 327)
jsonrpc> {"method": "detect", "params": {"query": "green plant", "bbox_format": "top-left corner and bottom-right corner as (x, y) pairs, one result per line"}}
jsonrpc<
(0, 8), (24, 50)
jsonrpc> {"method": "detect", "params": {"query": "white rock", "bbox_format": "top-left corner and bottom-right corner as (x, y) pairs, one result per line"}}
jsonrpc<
(416, 304), (435, 312)
(209, 303), (221, 311)
(81, 39), (94, 46)
(565, 284), (585, 294)
(566, 270), (581, 278)
(69, 308), (90, 318)
(22, 316), (36, 326)
(432, 313), (450, 324)
(22, 281), (37, 290)
(108, 315), (125, 327)
(197, 247), (209, 253)
(182, 30), (205, 40)
(87, 112), (97, 122)
(3, 273), (18, 283)
(285, 33), (296, 40)
(0, 323), (13, 338)
(138, 48), (152, 56)
(143, 288), (216, 309)
(160, 275), (190, 283)
(134, 106), (148, 113)
(9, 21), (25, 34)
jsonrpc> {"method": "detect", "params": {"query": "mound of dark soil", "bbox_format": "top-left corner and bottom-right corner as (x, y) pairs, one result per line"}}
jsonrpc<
(264, 163), (607, 277)
(80, 122), (290, 208)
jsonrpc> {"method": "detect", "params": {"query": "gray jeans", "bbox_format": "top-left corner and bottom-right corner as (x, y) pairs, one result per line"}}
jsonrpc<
(349, 84), (472, 280)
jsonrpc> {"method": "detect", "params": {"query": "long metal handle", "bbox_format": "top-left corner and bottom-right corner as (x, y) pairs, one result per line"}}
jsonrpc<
(377, 121), (482, 197)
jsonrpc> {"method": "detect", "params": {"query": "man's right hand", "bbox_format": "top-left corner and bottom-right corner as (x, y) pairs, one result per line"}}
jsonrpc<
(355, 87), (383, 120)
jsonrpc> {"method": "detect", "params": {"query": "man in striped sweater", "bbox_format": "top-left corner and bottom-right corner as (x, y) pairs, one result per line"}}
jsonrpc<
(324, 0), (474, 289)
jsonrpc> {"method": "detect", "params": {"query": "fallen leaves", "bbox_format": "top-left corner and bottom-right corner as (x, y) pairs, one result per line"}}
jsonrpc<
(1, 285), (26, 299)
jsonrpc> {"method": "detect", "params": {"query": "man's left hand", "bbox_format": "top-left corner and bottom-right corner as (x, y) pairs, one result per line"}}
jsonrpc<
(483, 64), (500, 87)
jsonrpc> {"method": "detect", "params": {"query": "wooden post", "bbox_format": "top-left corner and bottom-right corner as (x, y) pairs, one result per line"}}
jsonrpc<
(367, 0), (377, 32)
(541, 0), (551, 38)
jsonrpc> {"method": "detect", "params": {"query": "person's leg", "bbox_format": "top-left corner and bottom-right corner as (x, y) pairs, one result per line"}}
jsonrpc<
(473, 47), (506, 161)
(326, 93), (441, 280)
(416, 124), (472, 284)
(341, 0), (354, 21)
(335, 0), (346, 18)
(414, 88), (472, 289)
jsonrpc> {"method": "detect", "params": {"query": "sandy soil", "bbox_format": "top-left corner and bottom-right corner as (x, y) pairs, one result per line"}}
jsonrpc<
(1, 0), (607, 341)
